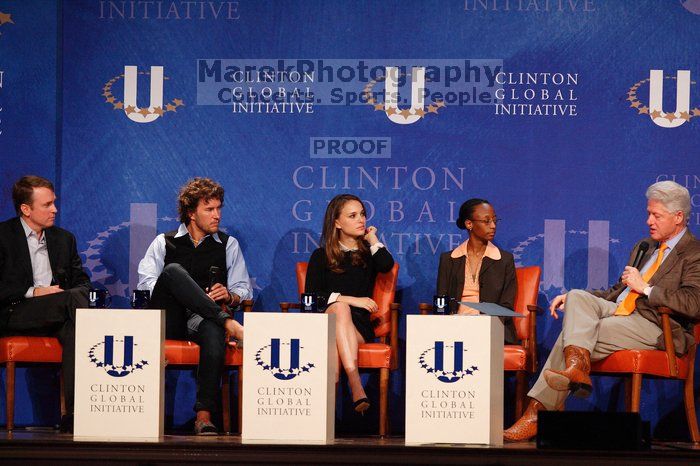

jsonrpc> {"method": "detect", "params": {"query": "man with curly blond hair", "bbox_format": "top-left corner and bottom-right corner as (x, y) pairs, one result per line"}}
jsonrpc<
(138, 177), (252, 435)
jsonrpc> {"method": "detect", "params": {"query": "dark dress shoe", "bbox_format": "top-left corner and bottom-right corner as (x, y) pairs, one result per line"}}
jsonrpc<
(59, 414), (74, 434)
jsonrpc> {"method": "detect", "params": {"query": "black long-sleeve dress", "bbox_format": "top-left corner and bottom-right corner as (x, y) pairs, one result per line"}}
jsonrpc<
(305, 246), (394, 342)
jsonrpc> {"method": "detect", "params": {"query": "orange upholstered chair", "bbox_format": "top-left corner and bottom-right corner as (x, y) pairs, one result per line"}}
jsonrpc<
(280, 262), (400, 437)
(419, 265), (542, 418)
(163, 299), (251, 434)
(0, 336), (66, 431)
(590, 307), (700, 443)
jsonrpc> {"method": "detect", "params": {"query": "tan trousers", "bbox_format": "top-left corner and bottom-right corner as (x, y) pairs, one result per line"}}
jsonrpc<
(528, 289), (662, 410)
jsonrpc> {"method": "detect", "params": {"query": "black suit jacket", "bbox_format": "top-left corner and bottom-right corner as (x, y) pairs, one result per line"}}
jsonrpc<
(436, 246), (518, 344)
(0, 217), (90, 328)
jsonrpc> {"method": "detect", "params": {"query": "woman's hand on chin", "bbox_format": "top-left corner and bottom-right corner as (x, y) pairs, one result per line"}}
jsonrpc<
(363, 226), (379, 245)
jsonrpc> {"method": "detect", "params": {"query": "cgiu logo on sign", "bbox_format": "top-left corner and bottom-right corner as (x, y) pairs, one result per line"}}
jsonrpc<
(419, 341), (478, 383)
(101, 65), (185, 124)
(88, 335), (149, 378)
(255, 338), (315, 380)
(627, 69), (698, 128)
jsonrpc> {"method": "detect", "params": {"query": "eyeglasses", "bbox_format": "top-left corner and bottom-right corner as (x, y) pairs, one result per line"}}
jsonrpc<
(470, 218), (500, 225)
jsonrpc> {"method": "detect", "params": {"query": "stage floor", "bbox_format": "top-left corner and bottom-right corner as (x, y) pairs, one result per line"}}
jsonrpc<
(1, 430), (698, 465)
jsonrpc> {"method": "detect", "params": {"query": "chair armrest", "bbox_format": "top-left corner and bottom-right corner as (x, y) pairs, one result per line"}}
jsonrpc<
(279, 302), (300, 313)
(527, 304), (543, 315)
(658, 306), (678, 377)
(241, 300), (254, 312)
(647, 306), (700, 378)
(418, 303), (432, 316)
(390, 303), (400, 369)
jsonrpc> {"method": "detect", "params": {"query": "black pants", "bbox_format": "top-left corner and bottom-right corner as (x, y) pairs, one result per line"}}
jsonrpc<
(4, 288), (89, 413)
(151, 263), (226, 414)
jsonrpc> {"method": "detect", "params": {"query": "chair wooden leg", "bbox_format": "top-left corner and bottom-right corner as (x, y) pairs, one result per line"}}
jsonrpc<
(514, 371), (527, 418)
(630, 373), (642, 413)
(6, 362), (15, 431)
(221, 371), (231, 434)
(624, 376), (632, 412)
(237, 366), (243, 434)
(379, 368), (389, 438)
(683, 349), (699, 443)
(59, 370), (66, 417)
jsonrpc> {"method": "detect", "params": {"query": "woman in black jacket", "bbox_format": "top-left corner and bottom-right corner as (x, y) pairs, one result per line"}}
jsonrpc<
(305, 194), (394, 413)
(436, 198), (518, 344)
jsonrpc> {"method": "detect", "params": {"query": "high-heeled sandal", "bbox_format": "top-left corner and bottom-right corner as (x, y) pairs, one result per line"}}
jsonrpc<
(353, 397), (370, 414)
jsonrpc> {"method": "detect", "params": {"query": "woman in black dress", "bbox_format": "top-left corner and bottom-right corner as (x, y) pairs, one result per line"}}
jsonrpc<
(305, 194), (394, 413)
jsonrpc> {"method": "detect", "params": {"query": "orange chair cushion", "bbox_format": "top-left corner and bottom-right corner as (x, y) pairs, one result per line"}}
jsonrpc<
(0, 336), (63, 363)
(164, 339), (200, 365)
(591, 349), (690, 379)
(358, 342), (391, 369)
(504, 344), (527, 371)
(164, 339), (242, 366)
(225, 346), (243, 366)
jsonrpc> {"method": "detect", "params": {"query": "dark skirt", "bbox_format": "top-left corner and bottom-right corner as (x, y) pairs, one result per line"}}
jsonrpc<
(350, 305), (375, 342)
(324, 302), (375, 342)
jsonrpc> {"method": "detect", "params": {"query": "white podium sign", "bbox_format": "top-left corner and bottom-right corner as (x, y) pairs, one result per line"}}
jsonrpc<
(406, 315), (503, 445)
(242, 312), (336, 442)
(74, 309), (165, 439)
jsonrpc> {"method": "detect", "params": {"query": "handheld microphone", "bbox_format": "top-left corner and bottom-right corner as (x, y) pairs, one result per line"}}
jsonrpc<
(631, 242), (650, 269)
(208, 266), (222, 290)
(620, 242), (650, 283)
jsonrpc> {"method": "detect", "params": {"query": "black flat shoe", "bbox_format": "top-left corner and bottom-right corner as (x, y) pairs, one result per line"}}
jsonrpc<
(353, 398), (370, 414)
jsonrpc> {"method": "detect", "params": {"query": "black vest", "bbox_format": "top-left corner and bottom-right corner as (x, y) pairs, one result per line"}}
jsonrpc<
(163, 230), (228, 290)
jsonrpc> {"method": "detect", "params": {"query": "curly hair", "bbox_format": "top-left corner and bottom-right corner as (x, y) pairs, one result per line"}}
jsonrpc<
(178, 178), (224, 224)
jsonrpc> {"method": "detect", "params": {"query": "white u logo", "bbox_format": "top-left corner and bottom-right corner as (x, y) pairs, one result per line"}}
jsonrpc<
(648, 69), (691, 128)
(123, 65), (164, 124)
(384, 66), (426, 125)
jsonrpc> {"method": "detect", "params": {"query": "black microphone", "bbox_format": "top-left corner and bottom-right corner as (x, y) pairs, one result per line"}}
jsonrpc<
(631, 242), (650, 269)
(208, 266), (222, 290)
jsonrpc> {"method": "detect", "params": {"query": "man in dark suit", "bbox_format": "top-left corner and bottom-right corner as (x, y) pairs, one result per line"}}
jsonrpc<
(0, 175), (90, 433)
(504, 180), (700, 441)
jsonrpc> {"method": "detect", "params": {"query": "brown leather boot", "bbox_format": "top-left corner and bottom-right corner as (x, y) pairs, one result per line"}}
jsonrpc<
(503, 398), (545, 442)
(543, 345), (592, 398)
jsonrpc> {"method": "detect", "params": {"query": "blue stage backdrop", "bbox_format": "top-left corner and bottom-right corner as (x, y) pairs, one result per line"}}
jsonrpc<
(1, 0), (699, 436)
